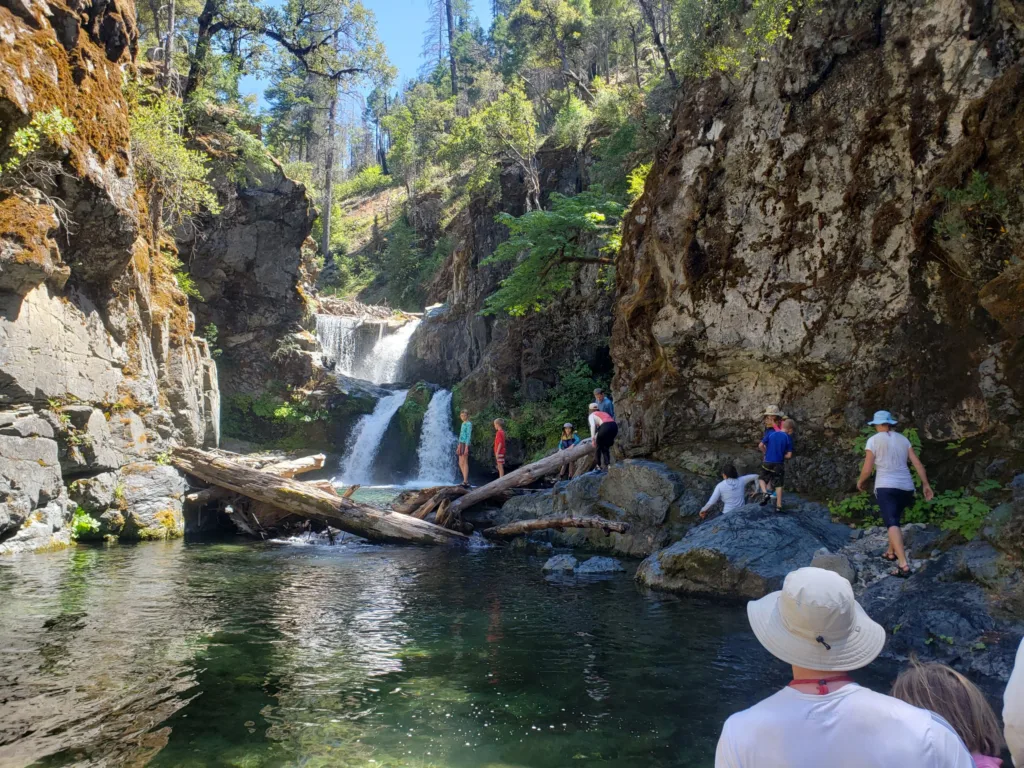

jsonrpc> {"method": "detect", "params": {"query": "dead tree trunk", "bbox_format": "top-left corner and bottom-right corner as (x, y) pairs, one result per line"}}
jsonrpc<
(482, 516), (629, 539)
(172, 448), (467, 546)
(186, 453), (326, 504)
(449, 440), (593, 514)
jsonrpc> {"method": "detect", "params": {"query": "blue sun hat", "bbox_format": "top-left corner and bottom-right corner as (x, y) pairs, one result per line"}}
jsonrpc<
(867, 410), (898, 426)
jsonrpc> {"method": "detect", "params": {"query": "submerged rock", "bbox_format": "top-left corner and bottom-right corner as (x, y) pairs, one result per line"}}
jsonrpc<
(542, 554), (578, 572)
(635, 500), (850, 599)
(576, 557), (626, 574)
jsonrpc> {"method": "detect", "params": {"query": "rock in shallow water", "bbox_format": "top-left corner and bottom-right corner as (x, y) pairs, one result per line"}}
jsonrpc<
(541, 554), (578, 572)
(635, 500), (850, 599)
(575, 557), (625, 574)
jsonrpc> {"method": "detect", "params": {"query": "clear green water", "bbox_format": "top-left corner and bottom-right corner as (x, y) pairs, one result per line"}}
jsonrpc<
(0, 540), (893, 767)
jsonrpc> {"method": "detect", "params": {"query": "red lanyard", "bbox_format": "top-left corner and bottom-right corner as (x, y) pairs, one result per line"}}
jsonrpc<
(788, 676), (854, 695)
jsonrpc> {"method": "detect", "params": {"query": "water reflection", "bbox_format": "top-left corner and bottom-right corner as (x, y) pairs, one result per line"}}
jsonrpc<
(0, 541), (895, 768)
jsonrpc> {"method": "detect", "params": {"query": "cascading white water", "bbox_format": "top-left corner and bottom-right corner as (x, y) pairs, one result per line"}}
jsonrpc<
(315, 315), (362, 377)
(314, 315), (421, 385)
(337, 390), (408, 486)
(365, 319), (420, 384)
(413, 389), (458, 485)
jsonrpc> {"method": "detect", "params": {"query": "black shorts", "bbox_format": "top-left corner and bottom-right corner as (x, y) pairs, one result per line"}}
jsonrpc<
(760, 462), (785, 488)
(876, 488), (915, 528)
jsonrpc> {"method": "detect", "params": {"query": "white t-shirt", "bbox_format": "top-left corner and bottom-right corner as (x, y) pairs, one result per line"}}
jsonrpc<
(703, 475), (759, 514)
(865, 431), (916, 491)
(715, 684), (974, 768)
(1003, 638), (1024, 767)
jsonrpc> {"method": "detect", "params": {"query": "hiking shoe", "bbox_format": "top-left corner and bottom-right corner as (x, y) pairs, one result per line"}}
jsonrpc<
(759, 493), (771, 506)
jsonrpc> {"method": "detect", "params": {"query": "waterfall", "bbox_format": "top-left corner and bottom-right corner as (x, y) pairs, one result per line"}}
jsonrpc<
(337, 390), (409, 486)
(413, 389), (458, 485)
(365, 319), (420, 384)
(314, 315), (420, 385)
(315, 315), (361, 377)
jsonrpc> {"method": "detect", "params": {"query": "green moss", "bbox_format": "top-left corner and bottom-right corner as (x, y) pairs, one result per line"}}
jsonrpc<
(396, 381), (432, 439)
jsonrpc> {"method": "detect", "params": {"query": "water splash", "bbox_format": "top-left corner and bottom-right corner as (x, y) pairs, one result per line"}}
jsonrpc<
(414, 389), (458, 485)
(337, 390), (408, 486)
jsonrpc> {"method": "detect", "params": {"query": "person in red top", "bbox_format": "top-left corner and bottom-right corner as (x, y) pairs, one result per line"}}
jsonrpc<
(493, 418), (507, 478)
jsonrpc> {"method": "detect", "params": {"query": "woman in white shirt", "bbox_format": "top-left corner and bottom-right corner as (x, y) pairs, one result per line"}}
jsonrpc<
(700, 465), (759, 520)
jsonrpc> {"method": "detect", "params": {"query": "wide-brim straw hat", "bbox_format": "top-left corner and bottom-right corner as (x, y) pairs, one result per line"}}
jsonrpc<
(747, 567), (886, 672)
(762, 405), (784, 417)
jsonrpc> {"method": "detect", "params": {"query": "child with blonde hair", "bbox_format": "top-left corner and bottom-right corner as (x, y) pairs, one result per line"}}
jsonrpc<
(891, 659), (1004, 767)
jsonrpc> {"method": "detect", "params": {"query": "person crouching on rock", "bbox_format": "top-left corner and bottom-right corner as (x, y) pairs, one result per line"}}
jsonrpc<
(891, 659), (1005, 768)
(457, 410), (472, 488)
(493, 418), (506, 479)
(714, 567), (974, 768)
(856, 410), (934, 578)
(557, 422), (580, 481)
(758, 419), (793, 512)
(587, 403), (617, 474)
(700, 464), (759, 520)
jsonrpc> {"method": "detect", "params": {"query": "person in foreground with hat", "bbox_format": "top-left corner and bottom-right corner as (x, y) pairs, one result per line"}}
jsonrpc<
(856, 410), (934, 578)
(715, 567), (974, 768)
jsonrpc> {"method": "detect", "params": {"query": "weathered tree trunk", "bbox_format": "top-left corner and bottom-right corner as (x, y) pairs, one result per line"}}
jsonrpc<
(162, 0), (176, 91)
(186, 453), (326, 504)
(172, 448), (467, 546)
(321, 65), (339, 259)
(445, 0), (458, 96)
(449, 440), (593, 513)
(482, 516), (629, 539)
(636, 0), (677, 88)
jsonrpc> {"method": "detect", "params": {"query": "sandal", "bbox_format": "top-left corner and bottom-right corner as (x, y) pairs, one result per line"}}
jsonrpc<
(890, 564), (912, 578)
(881, 553), (898, 562)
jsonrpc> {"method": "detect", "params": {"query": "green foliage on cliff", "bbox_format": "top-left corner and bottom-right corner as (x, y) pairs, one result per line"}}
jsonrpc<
(71, 507), (101, 541)
(482, 191), (625, 316)
(1, 109), (74, 175)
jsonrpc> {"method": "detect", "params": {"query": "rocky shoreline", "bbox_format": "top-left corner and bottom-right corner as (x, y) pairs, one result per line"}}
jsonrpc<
(490, 459), (1024, 682)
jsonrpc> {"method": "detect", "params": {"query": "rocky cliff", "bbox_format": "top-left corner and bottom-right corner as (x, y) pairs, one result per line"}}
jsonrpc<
(613, 0), (1024, 489)
(0, 0), (218, 552)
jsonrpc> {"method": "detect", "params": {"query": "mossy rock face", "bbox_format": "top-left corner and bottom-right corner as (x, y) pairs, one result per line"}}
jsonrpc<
(397, 381), (433, 440)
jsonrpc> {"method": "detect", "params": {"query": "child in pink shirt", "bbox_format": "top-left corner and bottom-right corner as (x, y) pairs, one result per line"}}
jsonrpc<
(892, 660), (1004, 767)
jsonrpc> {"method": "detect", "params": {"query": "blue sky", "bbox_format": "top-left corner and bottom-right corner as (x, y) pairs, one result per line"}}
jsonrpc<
(241, 0), (494, 110)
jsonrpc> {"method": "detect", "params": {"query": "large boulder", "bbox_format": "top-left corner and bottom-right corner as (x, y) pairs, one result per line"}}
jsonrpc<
(116, 463), (186, 541)
(635, 500), (850, 599)
(396, 381), (434, 440)
(495, 460), (708, 557)
(0, 409), (64, 540)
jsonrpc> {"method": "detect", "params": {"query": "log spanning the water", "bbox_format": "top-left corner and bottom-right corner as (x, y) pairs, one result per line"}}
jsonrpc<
(449, 439), (594, 513)
(186, 453), (327, 504)
(482, 516), (630, 539)
(172, 447), (467, 546)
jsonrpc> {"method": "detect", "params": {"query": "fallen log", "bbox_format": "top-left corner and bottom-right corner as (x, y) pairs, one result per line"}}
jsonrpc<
(481, 516), (630, 539)
(449, 439), (594, 513)
(186, 453), (327, 504)
(172, 447), (467, 546)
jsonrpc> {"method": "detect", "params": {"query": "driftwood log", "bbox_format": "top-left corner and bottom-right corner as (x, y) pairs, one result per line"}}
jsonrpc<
(172, 447), (467, 546)
(482, 516), (630, 539)
(449, 439), (594, 513)
(186, 453), (326, 504)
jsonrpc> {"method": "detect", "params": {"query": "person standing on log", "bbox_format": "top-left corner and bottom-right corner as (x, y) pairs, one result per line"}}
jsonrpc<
(593, 388), (615, 419)
(493, 418), (506, 479)
(856, 410), (934, 578)
(457, 410), (472, 488)
(588, 403), (617, 474)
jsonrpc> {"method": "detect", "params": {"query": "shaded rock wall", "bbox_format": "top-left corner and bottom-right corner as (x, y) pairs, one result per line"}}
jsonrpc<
(179, 141), (319, 397)
(0, 0), (218, 552)
(404, 147), (614, 415)
(613, 0), (1024, 489)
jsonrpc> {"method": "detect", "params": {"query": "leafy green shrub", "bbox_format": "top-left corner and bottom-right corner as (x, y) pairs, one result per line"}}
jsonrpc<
(335, 165), (395, 201)
(71, 507), (101, 540)
(201, 323), (223, 358)
(934, 171), (1009, 243)
(482, 190), (624, 316)
(552, 95), (593, 153)
(1, 108), (74, 175)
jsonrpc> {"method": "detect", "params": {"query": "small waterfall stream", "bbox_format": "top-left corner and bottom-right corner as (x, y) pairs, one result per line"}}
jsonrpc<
(413, 389), (458, 485)
(337, 390), (409, 486)
(315, 315), (421, 385)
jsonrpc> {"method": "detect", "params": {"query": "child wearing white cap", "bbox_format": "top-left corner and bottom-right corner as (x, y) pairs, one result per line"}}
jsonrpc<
(715, 567), (974, 768)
